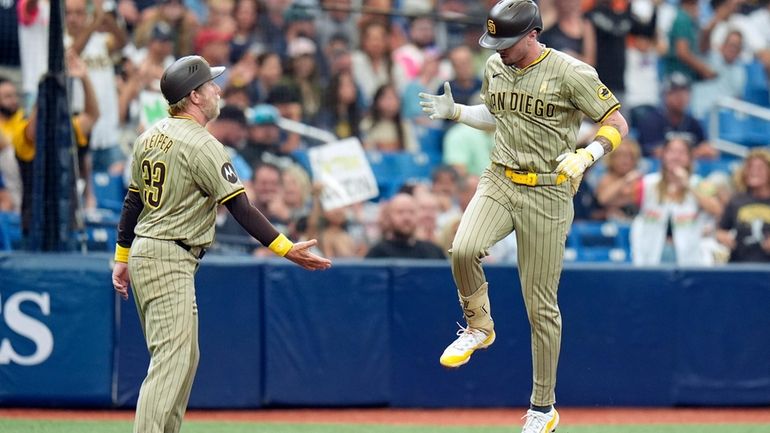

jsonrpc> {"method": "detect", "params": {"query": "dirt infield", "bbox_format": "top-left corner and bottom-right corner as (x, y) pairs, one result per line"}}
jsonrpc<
(2, 408), (770, 425)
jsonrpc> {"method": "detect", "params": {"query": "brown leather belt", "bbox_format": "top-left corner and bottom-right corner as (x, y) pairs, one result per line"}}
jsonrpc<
(174, 239), (206, 259)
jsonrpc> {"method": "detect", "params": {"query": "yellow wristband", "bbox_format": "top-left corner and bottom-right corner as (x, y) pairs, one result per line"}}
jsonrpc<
(114, 244), (130, 263)
(596, 125), (622, 150)
(268, 233), (294, 257)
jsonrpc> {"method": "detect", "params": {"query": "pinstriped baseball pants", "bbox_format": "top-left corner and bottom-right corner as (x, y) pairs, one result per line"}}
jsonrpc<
(128, 237), (200, 433)
(450, 164), (574, 406)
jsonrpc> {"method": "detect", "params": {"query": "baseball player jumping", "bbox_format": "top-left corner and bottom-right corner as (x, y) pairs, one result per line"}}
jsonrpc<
(111, 55), (331, 433)
(419, 1), (628, 431)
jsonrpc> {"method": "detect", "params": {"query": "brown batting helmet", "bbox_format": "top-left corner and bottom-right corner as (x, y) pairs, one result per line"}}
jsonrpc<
(479, 0), (543, 50)
(160, 55), (225, 104)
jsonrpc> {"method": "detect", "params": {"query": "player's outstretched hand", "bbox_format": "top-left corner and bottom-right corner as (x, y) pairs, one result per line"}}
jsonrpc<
(112, 261), (130, 300)
(284, 239), (332, 271)
(555, 148), (594, 179)
(419, 82), (458, 120)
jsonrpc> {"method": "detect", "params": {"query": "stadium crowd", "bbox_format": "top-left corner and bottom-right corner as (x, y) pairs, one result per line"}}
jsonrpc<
(0, 0), (769, 264)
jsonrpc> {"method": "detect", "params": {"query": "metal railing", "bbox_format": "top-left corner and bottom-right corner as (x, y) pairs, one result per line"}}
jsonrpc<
(709, 97), (770, 157)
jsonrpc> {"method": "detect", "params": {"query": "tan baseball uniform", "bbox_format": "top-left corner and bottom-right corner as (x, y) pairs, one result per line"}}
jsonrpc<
(451, 47), (620, 406)
(128, 115), (244, 433)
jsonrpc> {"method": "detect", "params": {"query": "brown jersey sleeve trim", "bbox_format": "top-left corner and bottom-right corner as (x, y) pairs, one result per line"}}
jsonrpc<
(128, 186), (140, 193)
(596, 103), (621, 123)
(117, 189), (142, 248)
(218, 188), (246, 205)
(224, 192), (280, 247)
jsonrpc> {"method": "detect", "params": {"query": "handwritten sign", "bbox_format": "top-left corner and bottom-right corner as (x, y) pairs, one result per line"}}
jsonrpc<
(308, 138), (379, 210)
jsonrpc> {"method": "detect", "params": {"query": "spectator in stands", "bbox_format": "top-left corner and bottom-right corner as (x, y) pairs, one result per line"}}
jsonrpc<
(662, 0), (717, 82)
(0, 77), (23, 212)
(595, 137), (643, 222)
(443, 46), (483, 107)
(322, 33), (354, 79)
(400, 48), (444, 133)
(690, 29), (747, 120)
(222, 84), (252, 110)
(251, 162), (290, 234)
(243, 103), (295, 169)
(286, 37), (323, 124)
(747, 0), (770, 75)
(201, 0), (236, 35)
(207, 105), (252, 181)
(437, 174), (476, 253)
(65, 0), (127, 174)
(266, 84), (306, 153)
(13, 51), (100, 225)
(352, 20), (394, 105)
(118, 22), (176, 134)
(229, 0), (263, 64)
(585, 0), (637, 98)
(317, 70), (363, 139)
(716, 148), (770, 262)
(442, 95), (495, 177)
(431, 164), (462, 229)
(624, 13), (661, 113)
(0, 3), (16, 78)
(540, 0), (596, 66)
(413, 187), (442, 245)
(306, 184), (365, 258)
(283, 1), (320, 53)
(17, 0), (49, 109)
(360, 83), (418, 152)
(635, 72), (718, 159)
(630, 134), (724, 265)
(365, 193), (446, 259)
(0, 173), (12, 211)
(262, 162), (312, 238)
(134, 0), (199, 58)
(194, 29), (232, 87)
(251, 51), (284, 105)
(392, 16), (439, 93)
(316, 0), (359, 48)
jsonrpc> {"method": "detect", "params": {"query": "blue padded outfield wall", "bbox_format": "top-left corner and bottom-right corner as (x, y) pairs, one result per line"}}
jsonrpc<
(1, 253), (769, 408)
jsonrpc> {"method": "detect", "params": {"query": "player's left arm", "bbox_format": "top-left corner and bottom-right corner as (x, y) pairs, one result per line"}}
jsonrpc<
(556, 64), (628, 178)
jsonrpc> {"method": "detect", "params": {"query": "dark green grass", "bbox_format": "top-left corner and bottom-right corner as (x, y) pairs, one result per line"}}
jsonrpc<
(1, 420), (770, 433)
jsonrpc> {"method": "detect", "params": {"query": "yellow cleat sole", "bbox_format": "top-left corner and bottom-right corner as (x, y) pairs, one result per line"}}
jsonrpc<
(439, 331), (496, 368)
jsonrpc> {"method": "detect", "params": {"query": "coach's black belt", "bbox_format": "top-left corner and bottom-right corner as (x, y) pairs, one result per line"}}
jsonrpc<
(174, 239), (206, 259)
(494, 163), (567, 186)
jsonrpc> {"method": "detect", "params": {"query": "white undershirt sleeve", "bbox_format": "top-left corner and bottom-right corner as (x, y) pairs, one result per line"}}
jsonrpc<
(455, 104), (497, 132)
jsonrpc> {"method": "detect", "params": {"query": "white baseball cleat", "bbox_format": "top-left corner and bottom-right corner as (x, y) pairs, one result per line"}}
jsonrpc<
(521, 408), (559, 433)
(439, 323), (495, 368)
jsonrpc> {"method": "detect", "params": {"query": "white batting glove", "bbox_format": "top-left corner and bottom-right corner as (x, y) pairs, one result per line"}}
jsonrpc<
(555, 148), (595, 179)
(419, 82), (460, 120)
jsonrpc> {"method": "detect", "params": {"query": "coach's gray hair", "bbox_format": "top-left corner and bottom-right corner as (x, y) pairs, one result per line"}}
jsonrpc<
(167, 95), (191, 116)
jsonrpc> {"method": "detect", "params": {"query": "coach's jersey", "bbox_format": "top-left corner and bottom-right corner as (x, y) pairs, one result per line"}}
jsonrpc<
(130, 115), (244, 247)
(482, 47), (620, 173)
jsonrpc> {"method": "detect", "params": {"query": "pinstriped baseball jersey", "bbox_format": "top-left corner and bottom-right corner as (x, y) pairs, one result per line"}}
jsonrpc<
(482, 47), (620, 173)
(130, 115), (244, 247)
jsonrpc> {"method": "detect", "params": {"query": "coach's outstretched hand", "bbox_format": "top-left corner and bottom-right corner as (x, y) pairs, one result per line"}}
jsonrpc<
(285, 239), (332, 271)
(419, 82), (459, 121)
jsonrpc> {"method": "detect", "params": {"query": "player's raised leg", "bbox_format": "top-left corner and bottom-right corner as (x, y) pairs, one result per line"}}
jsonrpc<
(441, 170), (516, 367)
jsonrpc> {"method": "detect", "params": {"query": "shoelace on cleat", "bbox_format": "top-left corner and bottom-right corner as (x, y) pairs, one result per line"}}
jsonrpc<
(522, 411), (549, 432)
(451, 323), (486, 351)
